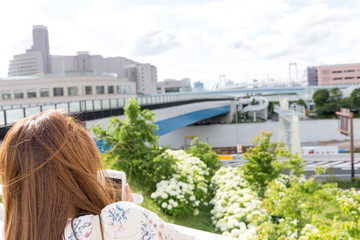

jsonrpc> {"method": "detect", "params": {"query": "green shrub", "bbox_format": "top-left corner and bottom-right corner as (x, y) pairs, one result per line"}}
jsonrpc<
(186, 137), (221, 179)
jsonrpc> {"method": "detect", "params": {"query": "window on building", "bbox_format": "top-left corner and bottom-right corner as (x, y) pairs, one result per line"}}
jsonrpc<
(40, 88), (50, 97)
(2, 91), (11, 100)
(83, 86), (92, 95)
(333, 77), (343, 80)
(117, 86), (121, 94)
(127, 86), (131, 93)
(121, 86), (127, 94)
(345, 77), (355, 79)
(53, 87), (64, 96)
(96, 86), (105, 94)
(321, 70), (330, 75)
(27, 89), (37, 98)
(68, 86), (78, 96)
(332, 70), (342, 74)
(107, 86), (115, 94)
(14, 90), (24, 99)
(344, 70), (355, 73)
(357, 76), (360, 79)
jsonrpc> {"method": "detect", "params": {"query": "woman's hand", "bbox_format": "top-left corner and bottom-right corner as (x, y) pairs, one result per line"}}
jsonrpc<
(124, 183), (133, 202)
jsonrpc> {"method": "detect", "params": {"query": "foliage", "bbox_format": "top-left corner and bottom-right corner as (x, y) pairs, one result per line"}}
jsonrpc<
(251, 98), (259, 105)
(337, 188), (360, 221)
(126, 176), (217, 233)
(151, 178), (198, 216)
(242, 131), (304, 198)
(351, 88), (360, 113)
(296, 98), (307, 110)
(312, 88), (343, 116)
(330, 88), (343, 111)
(325, 177), (360, 188)
(210, 167), (270, 239)
(186, 137), (221, 179)
(260, 176), (338, 239)
(92, 98), (161, 184)
(312, 88), (360, 117)
(151, 150), (209, 216)
(340, 97), (353, 110)
(313, 89), (330, 106)
(231, 111), (242, 123)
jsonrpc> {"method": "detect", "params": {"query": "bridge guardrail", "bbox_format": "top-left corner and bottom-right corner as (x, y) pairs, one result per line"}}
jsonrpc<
(0, 94), (233, 127)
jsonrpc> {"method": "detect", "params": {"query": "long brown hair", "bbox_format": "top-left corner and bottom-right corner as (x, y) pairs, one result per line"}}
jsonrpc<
(0, 110), (114, 239)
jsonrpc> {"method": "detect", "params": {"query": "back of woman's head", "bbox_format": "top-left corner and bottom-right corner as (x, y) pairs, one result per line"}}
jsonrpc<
(0, 109), (112, 240)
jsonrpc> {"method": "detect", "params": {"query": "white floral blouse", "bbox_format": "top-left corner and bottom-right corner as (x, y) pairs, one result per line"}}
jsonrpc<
(63, 201), (195, 240)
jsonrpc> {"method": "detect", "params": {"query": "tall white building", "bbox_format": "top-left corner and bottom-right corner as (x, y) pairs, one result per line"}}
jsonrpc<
(9, 25), (51, 76)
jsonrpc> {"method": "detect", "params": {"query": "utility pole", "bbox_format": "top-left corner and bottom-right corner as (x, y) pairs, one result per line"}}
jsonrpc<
(336, 108), (355, 182)
(289, 63), (297, 85)
(235, 97), (239, 159)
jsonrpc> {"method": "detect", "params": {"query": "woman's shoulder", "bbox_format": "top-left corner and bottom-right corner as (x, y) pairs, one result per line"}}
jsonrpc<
(63, 202), (139, 240)
(64, 202), (195, 240)
(101, 201), (176, 239)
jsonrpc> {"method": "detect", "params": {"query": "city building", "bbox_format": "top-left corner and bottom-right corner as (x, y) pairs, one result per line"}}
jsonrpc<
(0, 73), (135, 106)
(307, 67), (318, 86)
(8, 26), (158, 95)
(52, 52), (157, 95)
(9, 25), (52, 76)
(156, 78), (192, 94)
(307, 63), (360, 86)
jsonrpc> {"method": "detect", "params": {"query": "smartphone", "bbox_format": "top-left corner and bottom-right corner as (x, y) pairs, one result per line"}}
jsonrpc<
(105, 169), (126, 201)
(102, 169), (143, 204)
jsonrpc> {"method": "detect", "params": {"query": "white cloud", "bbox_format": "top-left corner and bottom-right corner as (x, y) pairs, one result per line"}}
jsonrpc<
(179, 0), (289, 29)
(134, 30), (181, 56)
(1, 0), (360, 86)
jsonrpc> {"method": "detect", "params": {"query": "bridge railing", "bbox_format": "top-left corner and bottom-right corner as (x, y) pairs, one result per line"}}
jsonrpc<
(0, 94), (232, 127)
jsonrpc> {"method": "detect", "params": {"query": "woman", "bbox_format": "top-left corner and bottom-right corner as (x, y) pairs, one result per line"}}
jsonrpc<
(0, 110), (194, 240)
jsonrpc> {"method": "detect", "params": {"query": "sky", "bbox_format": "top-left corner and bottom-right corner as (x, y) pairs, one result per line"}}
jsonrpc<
(1, 0), (360, 89)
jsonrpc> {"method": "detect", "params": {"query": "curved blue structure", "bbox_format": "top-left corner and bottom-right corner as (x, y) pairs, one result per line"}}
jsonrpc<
(154, 105), (230, 136)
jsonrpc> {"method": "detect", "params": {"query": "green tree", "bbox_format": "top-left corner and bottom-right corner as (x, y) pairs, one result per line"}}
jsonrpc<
(186, 137), (221, 179)
(313, 89), (330, 106)
(242, 132), (304, 198)
(312, 88), (342, 116)
(330, 87), (343, 111)
(340, 97), (353, 109)
(92, 98), (162, 183)
(351, 88), (360, 113)
(296, 98), (307, 110)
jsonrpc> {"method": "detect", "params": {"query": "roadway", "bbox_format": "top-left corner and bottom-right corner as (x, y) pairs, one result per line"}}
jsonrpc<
(220, 153), (360, 180)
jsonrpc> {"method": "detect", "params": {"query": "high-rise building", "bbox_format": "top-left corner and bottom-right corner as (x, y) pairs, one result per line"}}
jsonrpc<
(27, 25), (52, 74)
(9, 25), (51, 76)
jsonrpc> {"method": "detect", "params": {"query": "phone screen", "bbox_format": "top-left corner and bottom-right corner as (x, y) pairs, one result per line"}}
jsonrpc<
(106, 177), (123, 201)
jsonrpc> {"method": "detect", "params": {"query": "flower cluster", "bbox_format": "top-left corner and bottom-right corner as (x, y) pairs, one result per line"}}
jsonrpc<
(337, 188), (360, 220)
(210, 167), (270, 239)
(151, 149), (209, 216)
(151, 178), (196, 216)
(167, 149), (209, 203)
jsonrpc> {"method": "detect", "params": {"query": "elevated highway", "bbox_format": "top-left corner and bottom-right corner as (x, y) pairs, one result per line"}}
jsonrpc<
(0, 94), (233, 139)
